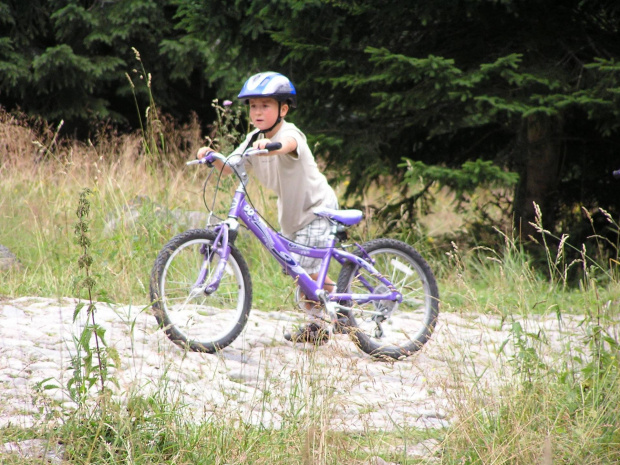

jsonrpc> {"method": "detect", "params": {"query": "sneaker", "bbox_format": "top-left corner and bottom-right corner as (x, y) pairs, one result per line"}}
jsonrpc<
(284, 323), (329, 345)
(331, 310), (352, 335)
(333, 315), (350, 334)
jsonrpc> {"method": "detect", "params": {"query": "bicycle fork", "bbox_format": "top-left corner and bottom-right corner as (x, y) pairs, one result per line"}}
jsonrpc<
(192, 222), (234, 295)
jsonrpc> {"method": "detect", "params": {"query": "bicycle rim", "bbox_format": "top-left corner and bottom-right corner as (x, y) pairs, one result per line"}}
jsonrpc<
(158, 237), (248, 350)
(340, 243), (438, 358)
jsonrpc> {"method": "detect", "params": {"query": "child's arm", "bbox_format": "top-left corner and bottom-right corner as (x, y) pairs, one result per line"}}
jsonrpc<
(252, 136), (297, 156)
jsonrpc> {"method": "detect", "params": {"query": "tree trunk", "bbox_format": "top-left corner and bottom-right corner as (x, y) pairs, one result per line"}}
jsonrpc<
(513, 114), (563, 240)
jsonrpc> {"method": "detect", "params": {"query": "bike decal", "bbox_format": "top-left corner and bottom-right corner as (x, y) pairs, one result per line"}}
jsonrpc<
(267, 244), (306, 274)
(246, 206), (275, 249)
(287, 241), (314, 256)
(243, 204), (255, 216)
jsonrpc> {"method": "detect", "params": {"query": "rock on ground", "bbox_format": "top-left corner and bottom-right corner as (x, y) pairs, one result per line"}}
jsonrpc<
(0, 245), (20, 271)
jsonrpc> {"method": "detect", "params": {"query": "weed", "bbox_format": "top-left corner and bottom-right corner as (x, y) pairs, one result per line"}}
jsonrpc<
(68, 188), (119, 407)
(437, 205), (620, 464)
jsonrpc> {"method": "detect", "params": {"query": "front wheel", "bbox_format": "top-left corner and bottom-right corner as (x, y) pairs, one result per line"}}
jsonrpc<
(337, 238), (439, 360)
(149, 229), (252, 353)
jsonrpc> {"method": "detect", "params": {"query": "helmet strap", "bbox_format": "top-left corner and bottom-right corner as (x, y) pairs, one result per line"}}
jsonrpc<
(259, 101), (282, 135)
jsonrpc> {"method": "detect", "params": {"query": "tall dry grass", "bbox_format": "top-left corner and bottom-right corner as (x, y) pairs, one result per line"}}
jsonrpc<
(0, 107), (298, 308)
(1, 109), (210, 299)
(1, 106), (619, 464)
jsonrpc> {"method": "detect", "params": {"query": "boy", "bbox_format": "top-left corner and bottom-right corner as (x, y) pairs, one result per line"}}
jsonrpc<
(197, 72), (339, 344)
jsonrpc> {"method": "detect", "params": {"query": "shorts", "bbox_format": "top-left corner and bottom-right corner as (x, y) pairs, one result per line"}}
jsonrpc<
(290, 196), (339, 274)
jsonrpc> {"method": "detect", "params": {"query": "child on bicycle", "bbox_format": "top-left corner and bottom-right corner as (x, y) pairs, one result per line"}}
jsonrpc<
(197, 71), (339, 344)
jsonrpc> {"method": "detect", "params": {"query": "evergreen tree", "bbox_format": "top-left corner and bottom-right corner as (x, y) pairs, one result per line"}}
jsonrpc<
(2, 0), (619, 250)
(0, 0), (213, 129)
(175, 0), (620, 243)
(288, 0), (620, 241)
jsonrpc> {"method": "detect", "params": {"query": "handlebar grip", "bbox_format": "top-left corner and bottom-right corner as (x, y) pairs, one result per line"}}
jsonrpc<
(614, 169), (620, 179)
(187, 150), (219, 166)
(265, 142), (282, 152)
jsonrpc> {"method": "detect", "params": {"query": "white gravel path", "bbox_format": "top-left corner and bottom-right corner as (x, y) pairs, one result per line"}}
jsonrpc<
(0, 296), (589, 435)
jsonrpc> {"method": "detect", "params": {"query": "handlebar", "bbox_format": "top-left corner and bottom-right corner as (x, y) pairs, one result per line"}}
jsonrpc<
(258, 142), (283, 152)
(187, 141), (283, 166)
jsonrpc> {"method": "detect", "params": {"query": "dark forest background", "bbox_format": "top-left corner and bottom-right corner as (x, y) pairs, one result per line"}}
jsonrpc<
(2, 0), (620, 258)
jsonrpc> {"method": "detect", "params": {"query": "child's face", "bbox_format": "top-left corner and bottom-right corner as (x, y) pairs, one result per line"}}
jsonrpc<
(248, 98), (287, 132)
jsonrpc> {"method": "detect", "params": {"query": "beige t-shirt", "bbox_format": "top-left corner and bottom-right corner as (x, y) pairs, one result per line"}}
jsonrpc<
(236, 121), (336, 237)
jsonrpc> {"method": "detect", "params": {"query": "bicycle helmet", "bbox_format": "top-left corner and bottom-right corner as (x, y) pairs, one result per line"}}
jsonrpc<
(238, 72), (297, 109)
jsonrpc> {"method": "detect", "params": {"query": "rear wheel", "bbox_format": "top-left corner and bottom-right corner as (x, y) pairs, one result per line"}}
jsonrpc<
(337, 238), (439, 359)
(149, 229), (252, 352)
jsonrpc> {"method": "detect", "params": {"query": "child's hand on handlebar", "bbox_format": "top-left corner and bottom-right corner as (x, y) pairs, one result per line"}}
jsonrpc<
(252, 139), (276, 153)
(252, 136), (295, 155)
(196, 146), (214, 159)
(192, 146), (233, 174)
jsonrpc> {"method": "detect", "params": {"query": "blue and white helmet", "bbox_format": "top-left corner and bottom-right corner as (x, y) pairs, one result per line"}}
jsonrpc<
(238, 72), (297, 109)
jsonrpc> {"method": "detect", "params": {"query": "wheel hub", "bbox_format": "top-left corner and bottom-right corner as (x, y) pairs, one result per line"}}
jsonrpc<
(370, 284), (398, 338)
(372, 284), (397, 318)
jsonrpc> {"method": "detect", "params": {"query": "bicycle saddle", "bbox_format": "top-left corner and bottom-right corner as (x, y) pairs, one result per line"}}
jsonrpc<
(313, 207), (364, 226)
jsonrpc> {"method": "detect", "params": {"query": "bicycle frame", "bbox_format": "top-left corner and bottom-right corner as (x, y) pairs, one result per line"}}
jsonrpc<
(187, 150), (403, 319)
(149, 148), (439, 358)
(194, 152), (402, 320)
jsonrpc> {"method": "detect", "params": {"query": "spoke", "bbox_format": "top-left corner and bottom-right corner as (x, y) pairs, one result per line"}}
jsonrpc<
(389, 265), (421, 290)
(164, 279), (195, 286)
(399, 287), (425, 303)
(390, 273), (410, 291)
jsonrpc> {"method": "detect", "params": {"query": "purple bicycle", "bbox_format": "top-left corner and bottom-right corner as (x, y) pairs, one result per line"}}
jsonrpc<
(149, 143), (439, 359)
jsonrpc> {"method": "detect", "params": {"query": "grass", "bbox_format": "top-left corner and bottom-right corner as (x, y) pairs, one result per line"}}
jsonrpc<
(0, 108), (619, 464)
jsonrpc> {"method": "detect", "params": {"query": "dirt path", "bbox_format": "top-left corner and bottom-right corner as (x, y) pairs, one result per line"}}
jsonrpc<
(0, 296), (585, 436)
